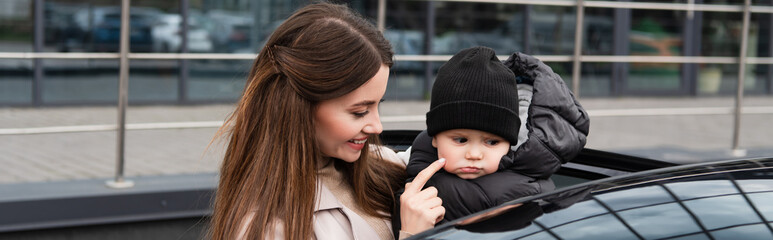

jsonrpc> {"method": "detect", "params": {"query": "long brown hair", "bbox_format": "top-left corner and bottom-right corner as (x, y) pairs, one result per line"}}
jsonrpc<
(210, 3), (406, 240)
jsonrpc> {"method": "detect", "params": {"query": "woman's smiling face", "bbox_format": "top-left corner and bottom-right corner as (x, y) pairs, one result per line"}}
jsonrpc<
(314, 65), (389, 162)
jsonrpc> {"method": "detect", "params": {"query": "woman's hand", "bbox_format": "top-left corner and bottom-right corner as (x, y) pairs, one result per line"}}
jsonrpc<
(399, 158), (446, 235)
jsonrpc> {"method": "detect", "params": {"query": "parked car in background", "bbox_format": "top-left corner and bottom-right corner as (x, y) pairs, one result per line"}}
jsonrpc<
(43, 2), (82, 51)
(69, 6), (162, 52)
(205, 10), (254, 53)
(408, 153), (773, 240)
(151, 14), (213, 53)
(384, 29), (425, 74)
(91, 13), (155, 52)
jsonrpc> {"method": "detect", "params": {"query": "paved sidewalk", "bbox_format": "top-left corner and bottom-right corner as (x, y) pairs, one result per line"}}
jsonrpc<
(1, 97), (772, 184)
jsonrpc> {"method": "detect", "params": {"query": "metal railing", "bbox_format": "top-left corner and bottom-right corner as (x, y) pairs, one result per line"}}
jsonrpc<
(1, 0), (770, 185)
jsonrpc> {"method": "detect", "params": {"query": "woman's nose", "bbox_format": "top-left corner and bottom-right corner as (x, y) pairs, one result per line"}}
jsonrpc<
(362, 112), (383, 134)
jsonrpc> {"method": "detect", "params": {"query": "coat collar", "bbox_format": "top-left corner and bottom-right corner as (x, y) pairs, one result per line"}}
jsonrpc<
(314, 179), (394, 240)
(315, 181), (343, 212)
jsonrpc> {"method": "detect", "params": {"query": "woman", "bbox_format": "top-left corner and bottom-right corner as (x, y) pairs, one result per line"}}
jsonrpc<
(210, 3), (445, 240)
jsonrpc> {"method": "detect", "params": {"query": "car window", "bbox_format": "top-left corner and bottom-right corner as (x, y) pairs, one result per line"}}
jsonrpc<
(551, 214), (639, 240)
(748, 192), (773, 221)
(665, 180), (739, 200)
(535, 200), (606, 228)
(710, 224), (773, 240)
(683, 195), (761, 229)
(617, 203), (702, 239)
(594, 185), (673, 211)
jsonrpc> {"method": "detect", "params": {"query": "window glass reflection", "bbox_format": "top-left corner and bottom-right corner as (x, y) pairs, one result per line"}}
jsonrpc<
(520, 231), (558, 240)
(44, 1), (82, 52)
(684, 195), (760, 229)
(529, 6), (574, 55)
(710, 224), (773, 240)
(618, 202), (701, 239)
(584, 8), (614, 55)
(553, 214), (639, 240)
(191, 9), (253, 53)
(384, 1), (425, 55)
(627, 63), (682, 92)
(667, 233), (712, 240)
(737, 179), (773, 193)
(387, 61), (428, 100)
(63, 4), (166, 53)
(431, 2), (525, 55)
(743, 64), (770, 96)
(536, 200), (607, 228)
(627, 9), (683, 93)
(504, 224), (543, 239)
(697, 63), (755, 96)
(436, 218), (547, 240)
(42, 60), (119, 103)
(428, 229), (524, 240)
(128, 60), (178, 102)
(630, 9), (683, 56)
(187, 59), (249, 102)
(596, 185), (673, 211)
(0, 59), (33, 105)
(701, 11), (743, 57)
(188, 1), (305, 54)
(666, 180), (738, 200)
(580, 62), (612, 97)
(385, 29), (424, 56)
(748, 192), (773, 222)
(1, 0), (33, 52)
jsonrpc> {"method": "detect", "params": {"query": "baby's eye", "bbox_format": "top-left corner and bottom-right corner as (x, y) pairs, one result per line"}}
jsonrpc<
(452, 137), (468, 144)
(485, 139), (501, 145)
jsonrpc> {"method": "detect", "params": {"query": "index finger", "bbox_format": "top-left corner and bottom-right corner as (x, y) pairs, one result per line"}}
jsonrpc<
(405, 158), (446, 193)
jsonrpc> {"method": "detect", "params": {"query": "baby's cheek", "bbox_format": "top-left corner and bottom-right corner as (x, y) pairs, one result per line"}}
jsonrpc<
(483, 167), (497, 175)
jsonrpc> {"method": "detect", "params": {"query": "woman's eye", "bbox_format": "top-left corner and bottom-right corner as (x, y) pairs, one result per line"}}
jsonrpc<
(486, 139), (501, 145)
(352, 111), (369, 118)
(452, 137), (468, 143)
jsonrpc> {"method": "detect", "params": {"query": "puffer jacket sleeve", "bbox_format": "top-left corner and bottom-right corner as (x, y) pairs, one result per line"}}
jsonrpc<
(502, 52), (590, 179)
(406, 130), (437, 177)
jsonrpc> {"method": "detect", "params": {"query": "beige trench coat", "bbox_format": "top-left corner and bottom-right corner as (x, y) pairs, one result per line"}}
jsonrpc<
(311, 182), (393, 240)
(237, 147), (409, 239)
(312, 147), (408, 240)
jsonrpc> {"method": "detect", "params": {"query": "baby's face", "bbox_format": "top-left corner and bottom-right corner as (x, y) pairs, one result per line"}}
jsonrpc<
(432, 129), (510, 179)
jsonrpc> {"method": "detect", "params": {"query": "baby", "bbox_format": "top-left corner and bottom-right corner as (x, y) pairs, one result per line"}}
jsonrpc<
(393, 46), (591, 236)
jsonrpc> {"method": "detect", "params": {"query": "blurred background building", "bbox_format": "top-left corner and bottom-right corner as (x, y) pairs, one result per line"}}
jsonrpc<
(1, 0), (772, 239)
(2, 0), (773, 106)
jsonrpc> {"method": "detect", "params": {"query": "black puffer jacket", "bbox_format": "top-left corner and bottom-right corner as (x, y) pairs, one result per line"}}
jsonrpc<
(391, 52), (589, 237)
(403, 130), (556, 219)
(502, 52), (590, 178)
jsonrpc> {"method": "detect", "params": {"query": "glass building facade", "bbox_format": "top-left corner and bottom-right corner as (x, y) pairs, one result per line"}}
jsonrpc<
(1, 0), (773, 106)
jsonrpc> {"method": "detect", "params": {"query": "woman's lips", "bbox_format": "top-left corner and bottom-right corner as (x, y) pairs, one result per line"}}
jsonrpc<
(346, 137), (367, 151)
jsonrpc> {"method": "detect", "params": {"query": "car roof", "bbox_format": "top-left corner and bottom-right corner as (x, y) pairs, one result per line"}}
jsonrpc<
(409, 157), (773, 239)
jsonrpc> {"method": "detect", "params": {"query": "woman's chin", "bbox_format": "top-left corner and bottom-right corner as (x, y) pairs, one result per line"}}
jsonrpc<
(335, 151), (362, 163)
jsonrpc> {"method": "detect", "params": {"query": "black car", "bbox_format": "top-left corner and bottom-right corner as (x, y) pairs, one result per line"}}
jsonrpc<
(406, 149), (773, 239)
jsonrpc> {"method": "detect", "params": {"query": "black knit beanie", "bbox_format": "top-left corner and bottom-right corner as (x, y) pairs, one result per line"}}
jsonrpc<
(426, 46), (520, 144)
